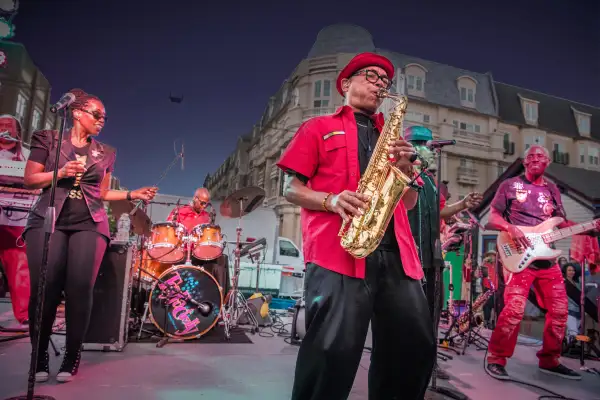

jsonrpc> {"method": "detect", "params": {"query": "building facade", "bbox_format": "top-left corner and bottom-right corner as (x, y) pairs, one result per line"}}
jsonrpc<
(0, 41), (60, 146)
(204, 24), (599, 248)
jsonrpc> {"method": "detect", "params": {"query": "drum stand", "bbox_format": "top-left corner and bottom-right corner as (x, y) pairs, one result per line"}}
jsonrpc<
(221, 198), (259, 340)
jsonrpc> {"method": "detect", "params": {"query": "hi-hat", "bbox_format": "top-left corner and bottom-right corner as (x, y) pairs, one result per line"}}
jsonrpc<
(109, 200), (152, 236)
(220, 186), (265, 218)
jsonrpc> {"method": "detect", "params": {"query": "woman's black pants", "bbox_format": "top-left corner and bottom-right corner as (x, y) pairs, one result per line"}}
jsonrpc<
(291, 250), (436, 400)
(25, 228), (107, 355)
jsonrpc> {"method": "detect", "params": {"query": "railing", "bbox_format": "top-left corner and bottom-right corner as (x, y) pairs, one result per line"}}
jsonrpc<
(457, 166), (478, 176)
(452, 129), (490, 148)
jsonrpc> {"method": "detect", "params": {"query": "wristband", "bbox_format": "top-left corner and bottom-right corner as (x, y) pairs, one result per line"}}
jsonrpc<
(322, 192), (333, 211)
(126, 191), (132, 201)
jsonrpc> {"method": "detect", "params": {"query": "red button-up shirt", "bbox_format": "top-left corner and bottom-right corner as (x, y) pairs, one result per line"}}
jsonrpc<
(276, 106), (424, 280)
(167, 205), (211, 232)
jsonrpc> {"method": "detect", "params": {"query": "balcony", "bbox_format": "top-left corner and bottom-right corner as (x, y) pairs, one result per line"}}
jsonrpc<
(302, 107), (335, 120)
(457, 166), (479, 185)
(452, 129), (490, 149)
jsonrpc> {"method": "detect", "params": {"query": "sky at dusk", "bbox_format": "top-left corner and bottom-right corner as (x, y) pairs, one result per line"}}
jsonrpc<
(12, 0), (599, 196)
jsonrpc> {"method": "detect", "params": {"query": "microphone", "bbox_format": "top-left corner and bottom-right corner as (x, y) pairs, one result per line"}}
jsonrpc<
(180, 143), (184, 171)
(50, 92), (76, 114)
(426, 139), (456, 149)
(0, 132), (19, 142)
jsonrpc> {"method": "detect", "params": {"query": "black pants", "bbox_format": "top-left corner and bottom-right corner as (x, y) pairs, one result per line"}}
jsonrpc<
(423, 265), (444, 324)
(291, 250), (435, 400)
(26, 228), (108, 356)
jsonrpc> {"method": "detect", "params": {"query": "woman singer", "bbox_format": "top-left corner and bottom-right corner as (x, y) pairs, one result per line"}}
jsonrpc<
(23, 88), (157, 383)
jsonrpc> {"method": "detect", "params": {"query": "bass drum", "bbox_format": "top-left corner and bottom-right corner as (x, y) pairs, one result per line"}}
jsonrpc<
(146, 222), (186, 263)
(148, 265), (223, 339)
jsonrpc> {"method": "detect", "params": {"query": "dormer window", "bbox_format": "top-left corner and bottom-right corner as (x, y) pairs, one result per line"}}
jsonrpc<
(405, 63), (427, 97)
(456, 76), (477, 108)
(571, 107), (591, 136)
(518, 95), (539, 125)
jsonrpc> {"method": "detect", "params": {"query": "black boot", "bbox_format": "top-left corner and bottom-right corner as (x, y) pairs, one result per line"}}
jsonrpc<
(56, 348), (81, 383)
(34, 350), (50, 383)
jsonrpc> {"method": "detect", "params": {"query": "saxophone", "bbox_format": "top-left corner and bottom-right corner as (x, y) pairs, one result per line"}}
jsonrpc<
(339, 89), (416, 258)
(456, 280), (495, 333)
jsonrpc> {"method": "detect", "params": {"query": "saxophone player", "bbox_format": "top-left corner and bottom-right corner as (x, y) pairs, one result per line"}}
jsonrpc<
(277, 52), (435, 400)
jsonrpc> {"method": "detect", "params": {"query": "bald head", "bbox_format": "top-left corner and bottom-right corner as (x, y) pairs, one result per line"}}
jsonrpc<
(192, 188), (210, 212)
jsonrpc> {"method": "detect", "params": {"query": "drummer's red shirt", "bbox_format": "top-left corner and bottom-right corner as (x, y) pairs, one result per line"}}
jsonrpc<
(167, 205), (211, 232)
(276, 106), (424, 280)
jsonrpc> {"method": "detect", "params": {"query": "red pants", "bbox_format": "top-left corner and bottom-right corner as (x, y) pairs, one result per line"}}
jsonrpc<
(488, 264), (567, 369)
(0, 225), (30, 323)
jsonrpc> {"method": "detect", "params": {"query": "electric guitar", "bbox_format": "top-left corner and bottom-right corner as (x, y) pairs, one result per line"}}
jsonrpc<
(497, 217), (599, 273)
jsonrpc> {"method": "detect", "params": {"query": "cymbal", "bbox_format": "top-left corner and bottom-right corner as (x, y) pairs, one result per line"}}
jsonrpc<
(108, 200), (152, 236)
(220, 186), (265, 218)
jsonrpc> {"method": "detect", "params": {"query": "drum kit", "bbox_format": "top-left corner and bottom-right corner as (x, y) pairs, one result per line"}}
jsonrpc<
(110, 186), (267, 345)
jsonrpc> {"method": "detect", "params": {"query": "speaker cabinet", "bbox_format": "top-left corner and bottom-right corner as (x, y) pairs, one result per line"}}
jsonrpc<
(83, 241), (133, 352)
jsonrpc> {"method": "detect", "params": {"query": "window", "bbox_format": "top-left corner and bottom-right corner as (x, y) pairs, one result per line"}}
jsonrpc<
(577, 114), (591, 135)
(313, 79), (331, 109)
(279, 239), (299, 257)
(407, 75), (423, 91)
(406, 111), (430, 124)
(31, 109), (42, 130)
(452, 120), (481, 133)
(44, 120), (53, 130)
(579, 145), (586, 164)
(497, 165), (506, 178)
(524, 135), (545, 150)
(523, 101), (538, 124)
(589, 148), (599, 166)
(15, 93), (28, 123)
(553, 142), (564, 153)
(460, 87), (474, 103)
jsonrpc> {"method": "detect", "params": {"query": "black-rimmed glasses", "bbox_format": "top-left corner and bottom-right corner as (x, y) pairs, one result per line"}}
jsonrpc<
(353, 69), (392, 89)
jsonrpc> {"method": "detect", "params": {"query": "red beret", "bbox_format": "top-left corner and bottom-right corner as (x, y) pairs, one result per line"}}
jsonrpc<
(336, 52), (395, 96)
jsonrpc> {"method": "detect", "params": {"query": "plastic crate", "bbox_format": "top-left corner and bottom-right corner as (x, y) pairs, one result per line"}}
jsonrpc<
(270, 297), (297, 310)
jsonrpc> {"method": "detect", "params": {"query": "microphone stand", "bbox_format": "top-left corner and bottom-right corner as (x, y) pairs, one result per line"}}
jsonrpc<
(6, 111), (70, 400)
(428, 146), (467, 400)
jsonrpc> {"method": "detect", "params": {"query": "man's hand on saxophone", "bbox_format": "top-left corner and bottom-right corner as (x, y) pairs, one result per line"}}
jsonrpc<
(325, 190), (370, 223)
(388, 138), (419, 171)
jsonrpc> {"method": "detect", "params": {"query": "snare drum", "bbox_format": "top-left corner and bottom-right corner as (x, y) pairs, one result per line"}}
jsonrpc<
(191, 224), (224, 261)
(146, 222), (187, 263)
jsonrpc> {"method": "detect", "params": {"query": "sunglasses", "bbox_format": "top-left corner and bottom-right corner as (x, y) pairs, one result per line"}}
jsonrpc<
(79, 109), (107, 121)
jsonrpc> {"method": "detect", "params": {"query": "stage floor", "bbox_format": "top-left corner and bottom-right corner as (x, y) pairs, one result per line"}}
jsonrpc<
(1, 300), (599, 400)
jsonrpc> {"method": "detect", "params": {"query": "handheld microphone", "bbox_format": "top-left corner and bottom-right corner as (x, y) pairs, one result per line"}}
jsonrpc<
(426, 139), (456, 149)
(0, 131), (19, 142)
(50, 92), (76, 114)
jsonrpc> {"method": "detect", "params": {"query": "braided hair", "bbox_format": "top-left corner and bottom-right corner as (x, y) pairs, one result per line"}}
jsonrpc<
(68, 88), (101, 117)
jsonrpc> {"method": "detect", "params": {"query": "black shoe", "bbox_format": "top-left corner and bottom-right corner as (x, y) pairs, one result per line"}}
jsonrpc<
(539, 364), (582, 380)
(35, 351), (50, 383)
(487, 363), (510, 380)
(56, 348), (81, 383)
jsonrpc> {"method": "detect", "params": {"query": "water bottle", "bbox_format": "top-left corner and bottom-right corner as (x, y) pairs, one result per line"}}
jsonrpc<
(116, 213), (131, 241)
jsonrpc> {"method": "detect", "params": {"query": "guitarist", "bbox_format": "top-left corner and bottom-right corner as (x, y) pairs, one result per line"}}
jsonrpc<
(486, 145), (600, 380)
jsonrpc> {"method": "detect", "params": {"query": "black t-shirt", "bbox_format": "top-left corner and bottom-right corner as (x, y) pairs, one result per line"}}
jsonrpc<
(28, 141), (96, 231)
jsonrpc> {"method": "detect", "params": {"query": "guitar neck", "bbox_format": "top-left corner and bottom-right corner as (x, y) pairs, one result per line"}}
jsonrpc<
(544, 218), (599, 243)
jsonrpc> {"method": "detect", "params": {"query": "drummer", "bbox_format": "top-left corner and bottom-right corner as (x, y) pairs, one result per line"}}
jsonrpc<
(167, 187), (214, 231)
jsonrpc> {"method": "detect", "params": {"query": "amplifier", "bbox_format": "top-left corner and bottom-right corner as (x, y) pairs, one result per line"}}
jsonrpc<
(83, 241), (133, 352)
